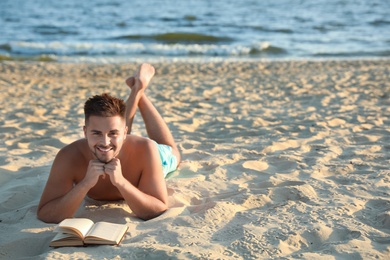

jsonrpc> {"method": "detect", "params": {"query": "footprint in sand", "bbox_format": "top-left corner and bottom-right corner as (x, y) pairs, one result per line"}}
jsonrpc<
(262, 139), (301, 154)
(242, 160), (269, 172)
(271, 183), (318, 204)
(290, 225), (362, 251)
(357, 199), (390, 230)
(242, 156), (297, 174)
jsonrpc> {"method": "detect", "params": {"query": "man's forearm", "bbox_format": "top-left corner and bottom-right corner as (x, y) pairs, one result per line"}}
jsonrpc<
(116, 180), (168, 220)
(37, 181), (91, 223)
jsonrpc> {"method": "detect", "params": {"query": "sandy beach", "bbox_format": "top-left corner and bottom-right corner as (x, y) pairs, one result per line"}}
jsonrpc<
(0, 59), (389, 259)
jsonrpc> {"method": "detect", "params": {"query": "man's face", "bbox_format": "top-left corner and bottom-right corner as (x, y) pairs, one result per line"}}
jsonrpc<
(84, 116), (128, 163)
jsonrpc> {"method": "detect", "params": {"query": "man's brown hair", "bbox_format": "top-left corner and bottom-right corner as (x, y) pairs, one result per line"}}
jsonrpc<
(84, 93), (126, 124)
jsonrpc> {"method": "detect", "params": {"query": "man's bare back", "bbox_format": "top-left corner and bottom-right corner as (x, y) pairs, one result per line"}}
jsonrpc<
(37, 64), (180, 223)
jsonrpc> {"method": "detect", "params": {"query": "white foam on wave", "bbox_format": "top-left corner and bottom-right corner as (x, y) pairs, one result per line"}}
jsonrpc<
(8, 40), (284, 58)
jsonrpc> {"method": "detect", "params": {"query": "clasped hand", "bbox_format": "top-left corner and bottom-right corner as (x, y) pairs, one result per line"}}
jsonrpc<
(85, 158), (124, 188)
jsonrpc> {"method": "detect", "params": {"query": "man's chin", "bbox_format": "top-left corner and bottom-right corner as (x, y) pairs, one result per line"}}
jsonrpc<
(93, 151), (115, 163)
(97, 158), (112, 163)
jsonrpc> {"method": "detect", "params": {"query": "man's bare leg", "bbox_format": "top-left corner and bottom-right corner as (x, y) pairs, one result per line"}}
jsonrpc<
(125, 64), (181, 164)
(125, 63), (154, 134)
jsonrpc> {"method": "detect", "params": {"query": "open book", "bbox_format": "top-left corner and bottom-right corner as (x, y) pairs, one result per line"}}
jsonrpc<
(50, 218), (128, 247)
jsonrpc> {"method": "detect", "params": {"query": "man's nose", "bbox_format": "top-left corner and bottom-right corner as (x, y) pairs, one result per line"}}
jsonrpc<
(102, 135), (110, 145)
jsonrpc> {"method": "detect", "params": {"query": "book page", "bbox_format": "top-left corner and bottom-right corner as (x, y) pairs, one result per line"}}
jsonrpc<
(56, 218), (95, 238)
(84, 222), (128, 244)
(50, 232), (84, 247)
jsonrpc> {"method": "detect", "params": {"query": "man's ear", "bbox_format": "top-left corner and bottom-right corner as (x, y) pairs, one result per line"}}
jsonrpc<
(83, 126), (87, 137)
(124, 126), (128, 138)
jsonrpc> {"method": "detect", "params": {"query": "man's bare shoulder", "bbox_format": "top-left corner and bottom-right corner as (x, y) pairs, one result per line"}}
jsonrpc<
(55, 139), (89, 162)
(48, 139), (89, 182)
(119, 135), (157, 162)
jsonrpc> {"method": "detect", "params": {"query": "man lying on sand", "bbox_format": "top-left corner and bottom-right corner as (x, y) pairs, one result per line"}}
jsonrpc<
(37, 63), (181, 223)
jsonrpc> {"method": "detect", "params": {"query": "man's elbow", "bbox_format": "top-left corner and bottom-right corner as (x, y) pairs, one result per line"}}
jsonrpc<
(37, 208), (63, 224)
(138, 206), (168, 221)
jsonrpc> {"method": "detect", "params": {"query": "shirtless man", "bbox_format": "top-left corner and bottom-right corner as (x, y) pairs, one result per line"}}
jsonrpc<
(37, 63), (180, 223)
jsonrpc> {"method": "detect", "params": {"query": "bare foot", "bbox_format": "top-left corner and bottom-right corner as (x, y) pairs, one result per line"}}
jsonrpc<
(137, 63), (155, 89)
(125, 76), (135, 89)
(125, 63), (155, 91)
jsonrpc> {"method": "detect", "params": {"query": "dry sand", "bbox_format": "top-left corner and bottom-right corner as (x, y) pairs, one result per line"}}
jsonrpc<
(0, 59), (389, 259)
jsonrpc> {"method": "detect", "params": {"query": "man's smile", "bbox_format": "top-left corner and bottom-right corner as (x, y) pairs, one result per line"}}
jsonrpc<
(96, 146), (114, 153)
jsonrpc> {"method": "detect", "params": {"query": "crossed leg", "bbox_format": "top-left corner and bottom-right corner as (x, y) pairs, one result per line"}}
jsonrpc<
(125, 63), (181, 165)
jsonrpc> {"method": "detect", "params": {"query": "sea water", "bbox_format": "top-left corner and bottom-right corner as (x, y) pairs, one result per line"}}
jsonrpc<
(0, 0), (389, 62)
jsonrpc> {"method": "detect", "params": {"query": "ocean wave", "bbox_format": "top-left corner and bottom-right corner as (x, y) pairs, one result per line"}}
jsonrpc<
(0, 44), (12, 52)
(369, 19), (390, 26)
(4, 40), (387, 61)
(0, 54), (56, 62)
(33, 25), (79, 36)
(250, 42), (287, 54)
(253, 26), (294, 34)
(2, 41), (286, 58)
(313, 49), (390, 57)
(116, 32), (232, 43)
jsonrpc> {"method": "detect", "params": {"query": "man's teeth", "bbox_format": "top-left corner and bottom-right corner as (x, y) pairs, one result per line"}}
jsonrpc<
(98, 147), (112, 152)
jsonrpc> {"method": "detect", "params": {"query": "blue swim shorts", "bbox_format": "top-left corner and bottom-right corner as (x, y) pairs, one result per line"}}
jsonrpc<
(155, 142), (178, 178)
